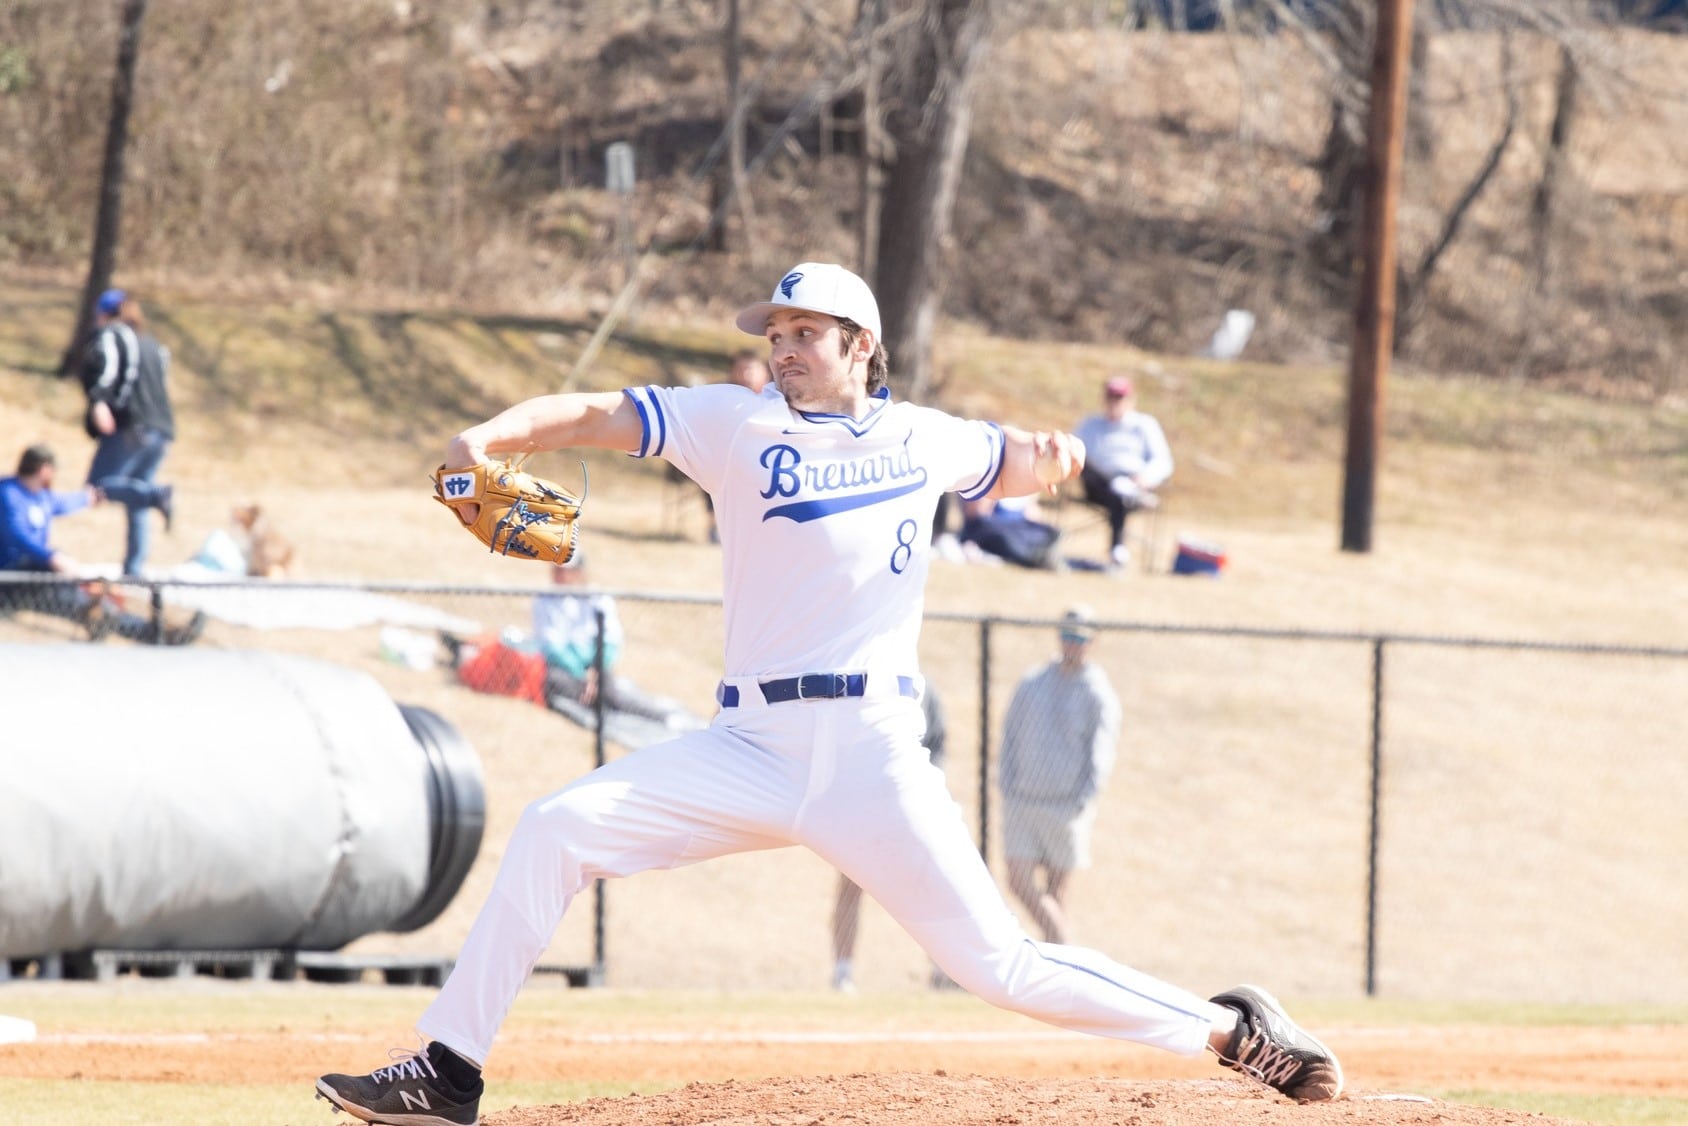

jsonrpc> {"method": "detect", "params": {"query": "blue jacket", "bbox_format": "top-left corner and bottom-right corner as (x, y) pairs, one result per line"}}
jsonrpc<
(0, 476), (91, 571)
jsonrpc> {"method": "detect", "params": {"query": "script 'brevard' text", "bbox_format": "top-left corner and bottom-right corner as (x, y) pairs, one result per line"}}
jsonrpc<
(758, 442), (927, 522)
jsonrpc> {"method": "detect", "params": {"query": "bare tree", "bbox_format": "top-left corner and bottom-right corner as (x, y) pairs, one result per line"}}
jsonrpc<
(856, 0), (886, 279)
(707, 0), (759, 260)
(1305, 0), (1374, 287)
(873, 0), (997, 403)
(1518, 39), (1581, 377)
(1395, 31), (1521, 340)
(1529, 39), (1579, 301)
(58, 0), (148, 377)
(1277, 0), (1617, 353)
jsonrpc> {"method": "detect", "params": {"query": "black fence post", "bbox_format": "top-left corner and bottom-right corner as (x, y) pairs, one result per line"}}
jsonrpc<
(591, 606), (608, 984)
(148, 582), (165, 645)
(1365, 636), (1386, 996)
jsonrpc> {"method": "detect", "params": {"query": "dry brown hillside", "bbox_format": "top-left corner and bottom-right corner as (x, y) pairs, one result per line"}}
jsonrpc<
(0, 3), (1683, 390)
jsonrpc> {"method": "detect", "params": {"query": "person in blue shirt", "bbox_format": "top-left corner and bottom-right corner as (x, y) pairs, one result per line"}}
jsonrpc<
(1, 443), (202, 644)
(0, 444), (102, 577)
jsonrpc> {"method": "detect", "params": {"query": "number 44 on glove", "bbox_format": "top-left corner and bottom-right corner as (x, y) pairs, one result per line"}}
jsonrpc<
(432, 457), (586, 565)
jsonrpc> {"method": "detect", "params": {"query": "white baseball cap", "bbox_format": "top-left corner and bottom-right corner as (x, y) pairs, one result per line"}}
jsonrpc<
(735, 262), (881, 343)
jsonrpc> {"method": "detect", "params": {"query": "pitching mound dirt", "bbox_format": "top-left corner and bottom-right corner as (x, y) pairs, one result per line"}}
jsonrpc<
(484, 1073), (1589, 1125)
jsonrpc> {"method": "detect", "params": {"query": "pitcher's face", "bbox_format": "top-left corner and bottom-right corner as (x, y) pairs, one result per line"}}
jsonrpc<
(765, 309), (871, 414)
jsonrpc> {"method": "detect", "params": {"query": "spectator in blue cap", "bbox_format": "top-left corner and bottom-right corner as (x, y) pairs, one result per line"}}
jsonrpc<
(80, 288), (177, 576)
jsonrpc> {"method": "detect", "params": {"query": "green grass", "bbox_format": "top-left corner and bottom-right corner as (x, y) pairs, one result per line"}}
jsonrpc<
(1313, 997), (1688, 1027)
(1438, 1091), (1688, 1126)
(0, 1078), (671, 1126)
(0, 1080), (307, 1126)
(4, 987), (1686, 1125)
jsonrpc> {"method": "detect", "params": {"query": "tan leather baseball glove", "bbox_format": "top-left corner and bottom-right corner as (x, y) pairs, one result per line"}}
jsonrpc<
(432, 457), (585, 565)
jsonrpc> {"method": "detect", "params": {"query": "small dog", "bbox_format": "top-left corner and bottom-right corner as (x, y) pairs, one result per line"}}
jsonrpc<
(230, 503), (298, 578)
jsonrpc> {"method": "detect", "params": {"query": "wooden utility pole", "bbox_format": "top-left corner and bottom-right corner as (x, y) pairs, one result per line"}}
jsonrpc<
(1340, 0), (1416, 553)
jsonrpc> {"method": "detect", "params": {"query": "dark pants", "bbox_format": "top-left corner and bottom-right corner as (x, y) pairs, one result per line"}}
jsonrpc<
(0, 574), (160, 641)
(88, 426), (171, 576)
(1079, 465), (1149, 551)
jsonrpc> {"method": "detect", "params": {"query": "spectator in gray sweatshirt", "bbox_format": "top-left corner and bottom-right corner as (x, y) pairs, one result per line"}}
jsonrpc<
(997, 606), (1121, 944)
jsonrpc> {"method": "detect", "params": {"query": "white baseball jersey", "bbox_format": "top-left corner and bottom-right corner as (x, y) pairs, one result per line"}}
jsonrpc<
(623, 382), (1002, 677)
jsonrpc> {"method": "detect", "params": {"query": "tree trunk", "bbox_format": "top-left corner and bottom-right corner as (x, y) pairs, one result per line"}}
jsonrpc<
(1396, 31), (1518, 342)
(60, 0), (148, 378)
(708, 0), (756, 259)
(873, 0), (995, 404)
(1310, 0), (1375, 290)
(1520, 40), (1579, 377)
(1530, 41), (1578, 299)
(857, 0), (885, 279)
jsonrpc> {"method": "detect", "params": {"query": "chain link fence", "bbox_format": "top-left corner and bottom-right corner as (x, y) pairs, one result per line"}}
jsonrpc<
(3, 573), (1683, 1002)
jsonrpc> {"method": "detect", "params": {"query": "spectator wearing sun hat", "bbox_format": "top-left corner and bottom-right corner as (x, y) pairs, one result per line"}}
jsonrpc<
(1072, 375), (1172, 570)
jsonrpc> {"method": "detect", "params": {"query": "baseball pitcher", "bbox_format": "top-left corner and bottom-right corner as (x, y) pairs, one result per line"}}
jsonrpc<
(316, 262), (1342, 1126)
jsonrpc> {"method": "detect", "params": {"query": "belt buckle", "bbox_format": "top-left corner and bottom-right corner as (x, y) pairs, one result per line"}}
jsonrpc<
(796, 673), (843, 701)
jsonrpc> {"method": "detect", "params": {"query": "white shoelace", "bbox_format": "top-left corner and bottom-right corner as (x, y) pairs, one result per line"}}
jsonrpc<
(370, 1044), (440, 1085)
(1226, 1027), (1303, 1089)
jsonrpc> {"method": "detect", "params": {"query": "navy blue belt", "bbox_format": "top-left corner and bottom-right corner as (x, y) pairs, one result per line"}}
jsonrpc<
(717, 673), (919, 708)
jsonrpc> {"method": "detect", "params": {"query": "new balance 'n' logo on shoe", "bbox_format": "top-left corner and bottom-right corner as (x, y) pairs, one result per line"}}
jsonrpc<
(1211, 985), (1344, 1102)
(315, 1043), (481, 1126)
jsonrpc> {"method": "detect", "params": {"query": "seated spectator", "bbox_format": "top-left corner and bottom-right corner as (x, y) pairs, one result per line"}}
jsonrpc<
(533, 553), (624, 704)
(0, 443), (203, 644)
(535, 553), (704, 730)
(957, 495), (1062, 570)
(445, 553), (702, 740)
(0, 444), (100, 580)
(1072, 375), (1173, 571)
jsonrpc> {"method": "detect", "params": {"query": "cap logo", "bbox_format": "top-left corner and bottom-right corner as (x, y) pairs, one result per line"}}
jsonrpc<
(779, 271), (803, 298)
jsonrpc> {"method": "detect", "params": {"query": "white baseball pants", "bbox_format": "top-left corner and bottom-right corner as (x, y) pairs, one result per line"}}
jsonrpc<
(417, 689), (1225, 1065)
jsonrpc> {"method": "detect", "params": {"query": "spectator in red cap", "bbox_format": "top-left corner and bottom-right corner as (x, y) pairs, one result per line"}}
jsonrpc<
(1072, 375), (1172, 570)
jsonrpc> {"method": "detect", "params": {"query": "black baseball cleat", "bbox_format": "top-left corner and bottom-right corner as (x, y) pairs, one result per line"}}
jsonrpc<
(1210, 985), (1344, 1102)
(315, 1042), (482, 1126)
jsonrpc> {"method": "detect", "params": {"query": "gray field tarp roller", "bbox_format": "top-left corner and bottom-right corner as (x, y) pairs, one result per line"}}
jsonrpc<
(0, 644), (473, 957)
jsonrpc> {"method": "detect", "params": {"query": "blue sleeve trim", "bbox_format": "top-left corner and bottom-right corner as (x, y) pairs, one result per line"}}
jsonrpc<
(645, 386), (670, 457)
(623, 388), (655, 459)
(955, 422), (1006, 501)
